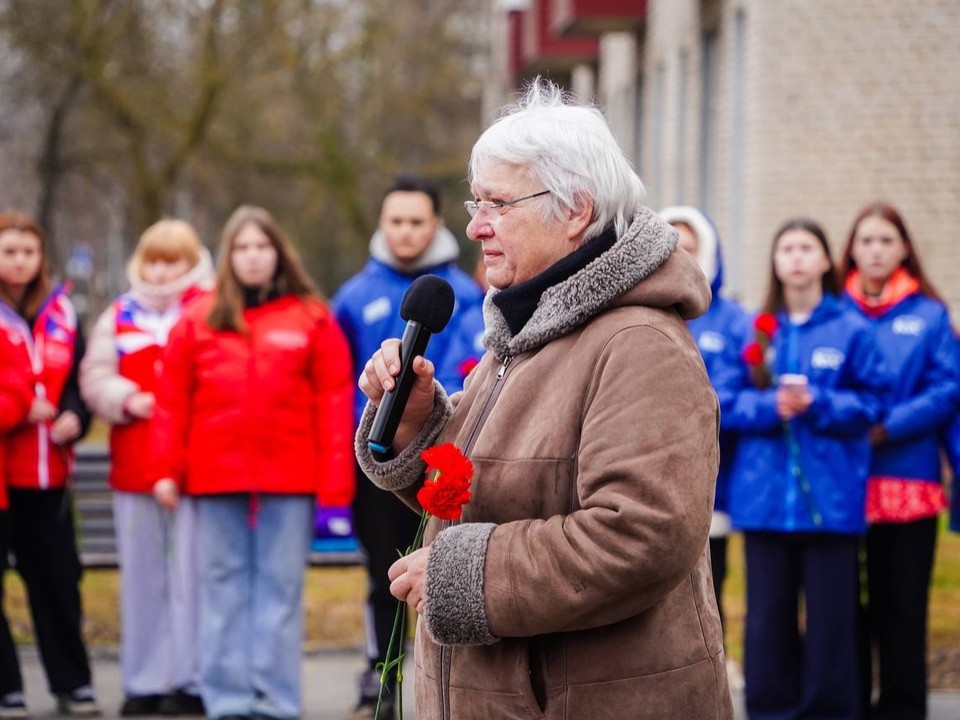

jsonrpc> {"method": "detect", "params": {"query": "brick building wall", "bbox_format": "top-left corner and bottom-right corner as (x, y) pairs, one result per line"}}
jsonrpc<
(638, 0), (960, 312)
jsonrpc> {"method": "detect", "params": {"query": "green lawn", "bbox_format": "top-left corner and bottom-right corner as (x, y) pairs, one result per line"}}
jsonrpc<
(720, 519), (960, 688)
(5, 522), (960, 688)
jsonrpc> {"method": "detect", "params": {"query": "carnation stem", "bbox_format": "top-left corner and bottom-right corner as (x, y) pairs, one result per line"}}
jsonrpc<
(374, 510), (432, 719)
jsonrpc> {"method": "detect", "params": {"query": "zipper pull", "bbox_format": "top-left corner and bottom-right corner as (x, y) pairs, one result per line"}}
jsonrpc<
(496, 356), (512, 380)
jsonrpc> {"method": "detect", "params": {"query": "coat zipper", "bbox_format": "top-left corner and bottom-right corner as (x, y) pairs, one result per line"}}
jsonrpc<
(439, 354), (514, 720)
(32, 326), (49, 488)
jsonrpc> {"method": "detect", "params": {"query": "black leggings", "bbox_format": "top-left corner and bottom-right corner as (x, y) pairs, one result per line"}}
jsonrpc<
(0, 511), (23, 696)
(8, 488), (92, 694)
(860, 517), (937, 720)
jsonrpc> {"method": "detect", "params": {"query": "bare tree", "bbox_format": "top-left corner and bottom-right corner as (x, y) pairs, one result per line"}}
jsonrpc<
(0, 0), (487, 304)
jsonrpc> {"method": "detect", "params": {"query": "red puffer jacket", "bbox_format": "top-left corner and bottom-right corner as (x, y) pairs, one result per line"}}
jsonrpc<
(151, 294), (355, 506)
(0, 291), (79, 491)
(0, 325), (33, 509)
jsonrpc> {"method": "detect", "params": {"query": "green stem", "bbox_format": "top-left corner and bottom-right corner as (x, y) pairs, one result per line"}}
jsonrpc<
(374, 510), (431, 719)
(784, 420), (823, 526)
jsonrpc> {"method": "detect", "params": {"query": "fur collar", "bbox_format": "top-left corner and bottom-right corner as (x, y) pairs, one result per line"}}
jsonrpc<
(483, 206), (683, 358)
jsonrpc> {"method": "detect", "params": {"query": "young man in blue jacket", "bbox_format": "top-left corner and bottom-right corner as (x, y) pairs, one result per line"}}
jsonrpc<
(333, 174), (483, 720)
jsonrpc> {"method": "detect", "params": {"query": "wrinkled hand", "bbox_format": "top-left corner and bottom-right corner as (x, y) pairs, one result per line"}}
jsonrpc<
(49, 411), (81, 445)
(153, 478), (180, 511)
(775, 387), (812, 420)
(388, 546), (431, 615)
(359, 338), (436, 451)
(124, 391), (155, 419)
(868, 424), (889, 446)
(28, 397), (57, 423)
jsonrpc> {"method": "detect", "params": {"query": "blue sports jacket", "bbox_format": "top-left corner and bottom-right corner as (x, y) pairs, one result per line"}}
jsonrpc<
(333, 232), (484, 426)
(842, 291), (959, 484)
(717, 294), (888, 534)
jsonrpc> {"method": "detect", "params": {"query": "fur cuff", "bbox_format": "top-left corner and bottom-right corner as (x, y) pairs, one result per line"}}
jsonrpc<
(354, 380), (453, 492)
(424, 523), (499, 646)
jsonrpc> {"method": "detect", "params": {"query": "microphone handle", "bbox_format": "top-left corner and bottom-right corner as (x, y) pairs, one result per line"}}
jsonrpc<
(367, 320), (432, 455)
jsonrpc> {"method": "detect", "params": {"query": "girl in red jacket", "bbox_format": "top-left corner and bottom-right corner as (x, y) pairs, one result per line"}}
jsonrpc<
(0, 211), (98, 717)
(80, 219), (213, 717)
(151, 206), (354, 720)
(0, 323), (33, 719)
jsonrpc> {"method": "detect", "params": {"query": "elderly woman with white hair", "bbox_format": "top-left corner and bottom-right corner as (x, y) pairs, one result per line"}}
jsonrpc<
(356, 79), (733, 719)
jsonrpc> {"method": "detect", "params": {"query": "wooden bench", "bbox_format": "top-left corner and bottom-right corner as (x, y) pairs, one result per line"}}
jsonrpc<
(72, 444), (365, 568)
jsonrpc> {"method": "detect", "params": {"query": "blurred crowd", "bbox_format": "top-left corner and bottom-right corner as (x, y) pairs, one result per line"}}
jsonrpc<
(0, 181), (957, 720)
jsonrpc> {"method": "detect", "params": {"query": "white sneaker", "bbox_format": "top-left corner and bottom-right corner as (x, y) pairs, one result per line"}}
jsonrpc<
(0, 691), (29, 719)
(726, 657), (745, 692)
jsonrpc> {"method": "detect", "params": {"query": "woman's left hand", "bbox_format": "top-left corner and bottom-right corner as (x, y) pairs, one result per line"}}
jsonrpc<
(388, 546), (431, 615)
(775, 386), (812, 420)
(49, 410), (81, 445)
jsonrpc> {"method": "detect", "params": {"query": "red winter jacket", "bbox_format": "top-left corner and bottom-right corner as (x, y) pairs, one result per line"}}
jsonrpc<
(0, 291), (80, 491)
(151, 294), (355, 505)
(0, 325), (33, 509)
(80, 286), (208, 492)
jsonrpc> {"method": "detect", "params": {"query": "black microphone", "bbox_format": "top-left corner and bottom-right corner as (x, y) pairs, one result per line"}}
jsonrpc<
(367, 275), (455, 455)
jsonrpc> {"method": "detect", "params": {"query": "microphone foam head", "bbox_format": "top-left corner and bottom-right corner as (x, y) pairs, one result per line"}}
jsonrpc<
(400, 275), (456, 333)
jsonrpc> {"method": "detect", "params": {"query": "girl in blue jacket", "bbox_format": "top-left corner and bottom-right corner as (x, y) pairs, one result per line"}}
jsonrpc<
(718, 218), (886, 720)
(838, 202), (958, 720)
(660, 206), (751, 637)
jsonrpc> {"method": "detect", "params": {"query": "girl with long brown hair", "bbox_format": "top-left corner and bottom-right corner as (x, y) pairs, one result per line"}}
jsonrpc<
(149, 206), (354, 720)
(0, 210), (98, 717)
(839, 201), (958, 720)
(719, 218), (887, 720)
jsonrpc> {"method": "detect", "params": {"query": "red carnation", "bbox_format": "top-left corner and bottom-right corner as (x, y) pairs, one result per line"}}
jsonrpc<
(754, 312), (778, 337)
(421, 443), (474, 485)
(418, 443), (474, 520)
(417, 473), (473, 521)
(742, 342), (765, 367)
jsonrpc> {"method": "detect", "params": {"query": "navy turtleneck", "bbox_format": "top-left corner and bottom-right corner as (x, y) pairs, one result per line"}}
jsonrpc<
(242, 284), (280, 308)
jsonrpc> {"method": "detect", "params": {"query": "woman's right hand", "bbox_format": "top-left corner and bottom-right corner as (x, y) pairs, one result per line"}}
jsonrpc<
(153, 478), (180, 511)
(359, 338), (436, 451)
(27, 397), (57, 423)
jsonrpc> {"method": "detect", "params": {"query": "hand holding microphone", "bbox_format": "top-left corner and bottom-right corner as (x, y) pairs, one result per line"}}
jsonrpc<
(361, 275), (455, 455)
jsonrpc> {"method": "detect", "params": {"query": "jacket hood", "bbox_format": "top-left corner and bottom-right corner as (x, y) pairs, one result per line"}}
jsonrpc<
(126, 247), (215, 311)
(369, 224), (461, 272)
(484, 206), (711, 358)
(659, 206), (724, 296)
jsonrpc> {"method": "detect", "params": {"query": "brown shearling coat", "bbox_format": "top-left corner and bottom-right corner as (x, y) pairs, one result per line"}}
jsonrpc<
(358, 207), (733, 719)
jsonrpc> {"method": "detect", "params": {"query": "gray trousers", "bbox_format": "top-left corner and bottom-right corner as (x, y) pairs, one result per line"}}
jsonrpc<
(113, 492), (199, 696)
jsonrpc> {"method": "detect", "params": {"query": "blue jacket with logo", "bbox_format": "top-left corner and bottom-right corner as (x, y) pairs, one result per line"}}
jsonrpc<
(842, 291), (959, 484)
(332, 227), (484, 425)
(717, 295), (888, 534)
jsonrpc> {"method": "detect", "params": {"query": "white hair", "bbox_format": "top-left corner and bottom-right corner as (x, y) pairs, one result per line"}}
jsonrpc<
(468, 77), (645, 241)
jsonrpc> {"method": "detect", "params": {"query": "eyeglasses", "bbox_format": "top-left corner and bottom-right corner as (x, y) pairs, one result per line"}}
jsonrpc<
(463, 189), (551, 218)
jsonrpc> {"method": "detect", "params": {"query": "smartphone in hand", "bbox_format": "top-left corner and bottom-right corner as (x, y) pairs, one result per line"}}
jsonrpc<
(779, 373), (809, 396)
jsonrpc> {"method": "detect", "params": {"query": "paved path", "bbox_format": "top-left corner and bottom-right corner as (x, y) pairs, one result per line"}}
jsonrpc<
(17, 645), (960, 719)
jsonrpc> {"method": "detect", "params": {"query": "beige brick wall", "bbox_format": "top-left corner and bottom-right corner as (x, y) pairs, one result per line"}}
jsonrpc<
(631, 0), (960, 314)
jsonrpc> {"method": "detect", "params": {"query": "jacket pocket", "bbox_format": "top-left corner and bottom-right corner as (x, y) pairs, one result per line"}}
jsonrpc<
(527, 636), (547, 713)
